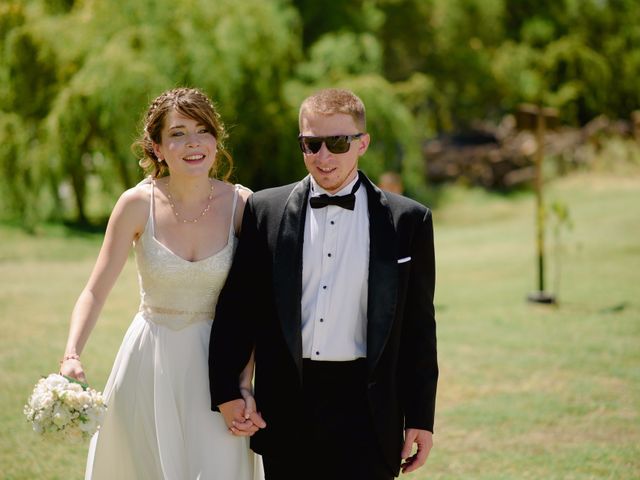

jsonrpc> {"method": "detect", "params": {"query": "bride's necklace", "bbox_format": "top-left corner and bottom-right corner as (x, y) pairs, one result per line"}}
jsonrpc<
(166, 180), (214, 223)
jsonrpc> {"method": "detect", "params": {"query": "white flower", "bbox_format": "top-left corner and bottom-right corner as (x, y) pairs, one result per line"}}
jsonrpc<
(79, 415), (97, 433)
(66, 382), (83, 393)
(77, 391), (93, 409)
(52, 404), (72, 427)
(43, 374), (67, 390)
(33, 422), (44, 434)
(30, 389), (55, 411)
(63, 390), (84, 410)
(24, 373), (107, 442)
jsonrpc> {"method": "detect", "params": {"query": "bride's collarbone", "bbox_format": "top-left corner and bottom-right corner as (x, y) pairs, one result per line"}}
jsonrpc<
(150, 185), (234, 261)
(152, 212), (229, 259)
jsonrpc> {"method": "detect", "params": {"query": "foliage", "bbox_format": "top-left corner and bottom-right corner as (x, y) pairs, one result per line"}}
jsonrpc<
(0, 112), (44, 229)
(1, 0), (639, 226)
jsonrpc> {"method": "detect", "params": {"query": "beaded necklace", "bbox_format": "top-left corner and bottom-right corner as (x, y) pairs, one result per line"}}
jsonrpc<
(166, 180), (214, 223)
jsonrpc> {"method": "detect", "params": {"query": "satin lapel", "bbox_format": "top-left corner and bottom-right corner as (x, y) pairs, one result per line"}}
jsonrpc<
(363, 173), (398, 375)
(273, 176), (310, 380)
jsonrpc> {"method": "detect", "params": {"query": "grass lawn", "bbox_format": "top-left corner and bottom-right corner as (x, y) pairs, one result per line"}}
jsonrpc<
(1, 170), (638, 479)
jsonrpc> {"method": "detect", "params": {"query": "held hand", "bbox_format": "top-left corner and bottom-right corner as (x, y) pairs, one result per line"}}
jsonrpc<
(240, 388), (266, 431)
(218, 398), (246, 430)
(218, 398), (264, 437)
(400, 428), (433, 474)
(59, 358), (87, 384)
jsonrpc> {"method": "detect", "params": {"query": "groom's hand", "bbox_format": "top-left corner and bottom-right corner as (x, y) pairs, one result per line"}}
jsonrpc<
(400, 428), (433, 474)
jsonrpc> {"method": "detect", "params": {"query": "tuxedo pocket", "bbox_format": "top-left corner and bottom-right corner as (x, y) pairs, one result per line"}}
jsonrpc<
(397, 256), (411, 264)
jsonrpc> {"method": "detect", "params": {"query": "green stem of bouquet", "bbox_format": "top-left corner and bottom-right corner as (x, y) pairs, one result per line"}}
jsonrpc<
(62, 375), (89, 391)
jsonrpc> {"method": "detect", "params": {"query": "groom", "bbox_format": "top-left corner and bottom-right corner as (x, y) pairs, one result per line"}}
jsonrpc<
(210, 88), (438, 479)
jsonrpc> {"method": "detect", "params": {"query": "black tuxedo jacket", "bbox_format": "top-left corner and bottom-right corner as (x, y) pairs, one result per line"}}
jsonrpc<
(209, 172), (438, 474)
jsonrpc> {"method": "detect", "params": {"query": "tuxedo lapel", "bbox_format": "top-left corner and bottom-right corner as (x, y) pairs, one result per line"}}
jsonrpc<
(363, 174), (398, 375)
(273, 176), (310, 380)
(272, 173), (397, 378)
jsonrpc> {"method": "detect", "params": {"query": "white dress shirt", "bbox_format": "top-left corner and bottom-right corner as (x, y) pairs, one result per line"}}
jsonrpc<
(301, 175), (370, 361)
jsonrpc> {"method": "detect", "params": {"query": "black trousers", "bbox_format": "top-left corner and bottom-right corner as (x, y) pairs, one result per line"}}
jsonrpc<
(262, 359), (395, 480)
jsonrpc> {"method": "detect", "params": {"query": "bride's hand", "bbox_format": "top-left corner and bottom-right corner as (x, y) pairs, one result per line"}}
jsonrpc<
(59, 358), (87, 383)
(218, 398), (247, 433)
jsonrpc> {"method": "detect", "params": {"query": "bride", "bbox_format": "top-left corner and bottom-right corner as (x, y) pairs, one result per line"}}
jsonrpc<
(59, 87), (265, 479)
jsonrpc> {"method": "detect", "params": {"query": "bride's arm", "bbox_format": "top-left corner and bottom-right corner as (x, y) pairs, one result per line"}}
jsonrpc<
(238, 350), (255, 395)
(60, 188), (148, 382)
(229, 351), (266, 435)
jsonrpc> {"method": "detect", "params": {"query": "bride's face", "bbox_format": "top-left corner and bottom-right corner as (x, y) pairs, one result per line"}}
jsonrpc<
(153, 109), (217, 178)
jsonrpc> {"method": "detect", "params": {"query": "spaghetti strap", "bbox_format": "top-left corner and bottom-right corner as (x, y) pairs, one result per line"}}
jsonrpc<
(228, 185), (240, 239)
(150, 180), (156, 237)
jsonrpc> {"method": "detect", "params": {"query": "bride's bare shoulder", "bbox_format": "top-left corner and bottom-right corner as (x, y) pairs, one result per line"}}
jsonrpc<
(123, 180), (152, 205)
(110, 180), (152, 226)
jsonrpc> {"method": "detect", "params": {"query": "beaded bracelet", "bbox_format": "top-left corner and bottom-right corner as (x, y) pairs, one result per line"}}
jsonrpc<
(59, 353), (81, 364)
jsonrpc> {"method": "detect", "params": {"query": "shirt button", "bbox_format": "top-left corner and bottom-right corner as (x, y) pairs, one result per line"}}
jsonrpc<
(330, 221), (335, 225)
(315, 351), (320, 356)
(323, 285), (327, 290)
(327, 253), (332, 257)
(320, 318), (324, 322)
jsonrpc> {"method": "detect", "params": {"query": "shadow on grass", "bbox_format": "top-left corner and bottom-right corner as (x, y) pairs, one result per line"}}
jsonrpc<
(1, 216), (109, 238)
(552, 300), (633, 315)
(598, 302), (630, 314)
(62, 217), (109, 236)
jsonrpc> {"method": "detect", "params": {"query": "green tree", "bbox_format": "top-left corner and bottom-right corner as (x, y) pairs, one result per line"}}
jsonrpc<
(292, 0), (380, 48)
(2, 0), (639, 228)
(2, 0), (301, 223)
(0, 113), (35, 226)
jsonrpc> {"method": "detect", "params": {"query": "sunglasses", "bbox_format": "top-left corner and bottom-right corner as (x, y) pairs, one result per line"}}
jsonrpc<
(298, 133), (364, 154)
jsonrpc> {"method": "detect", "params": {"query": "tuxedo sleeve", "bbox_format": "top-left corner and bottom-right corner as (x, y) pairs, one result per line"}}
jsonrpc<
(209, 196), (263, 408)
(399, 208), (438, 431)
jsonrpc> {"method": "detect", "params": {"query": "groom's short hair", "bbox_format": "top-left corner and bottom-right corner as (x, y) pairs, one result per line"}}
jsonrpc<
(299, 88), (366, 131)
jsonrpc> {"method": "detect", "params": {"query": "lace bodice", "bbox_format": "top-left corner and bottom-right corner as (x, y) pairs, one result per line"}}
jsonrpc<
(133, 182), (240, 330)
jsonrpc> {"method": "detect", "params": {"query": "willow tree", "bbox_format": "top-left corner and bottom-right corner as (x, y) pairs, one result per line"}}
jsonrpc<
(4, 0), (301, 224)
(0, 8), (60, 226)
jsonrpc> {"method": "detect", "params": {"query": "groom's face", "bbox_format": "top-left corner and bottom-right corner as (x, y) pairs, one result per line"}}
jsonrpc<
(299, 112), (369, 194)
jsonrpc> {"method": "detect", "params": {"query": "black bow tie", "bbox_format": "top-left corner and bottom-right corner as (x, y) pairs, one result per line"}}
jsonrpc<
(310, 179), (361, 210)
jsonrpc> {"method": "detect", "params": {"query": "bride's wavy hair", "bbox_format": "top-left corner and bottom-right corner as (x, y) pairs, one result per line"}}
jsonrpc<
(133, 87), (233, 180)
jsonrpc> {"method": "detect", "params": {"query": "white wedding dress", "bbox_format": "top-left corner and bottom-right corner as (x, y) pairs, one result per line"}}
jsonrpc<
(86, 182), (262, 480)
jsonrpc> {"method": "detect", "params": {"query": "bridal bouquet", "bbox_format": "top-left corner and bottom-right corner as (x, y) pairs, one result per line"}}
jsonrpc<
(24, 373), (107, 442)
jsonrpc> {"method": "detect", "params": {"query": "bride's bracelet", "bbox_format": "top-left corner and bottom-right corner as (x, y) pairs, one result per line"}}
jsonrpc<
(59, 353), (81, 365)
